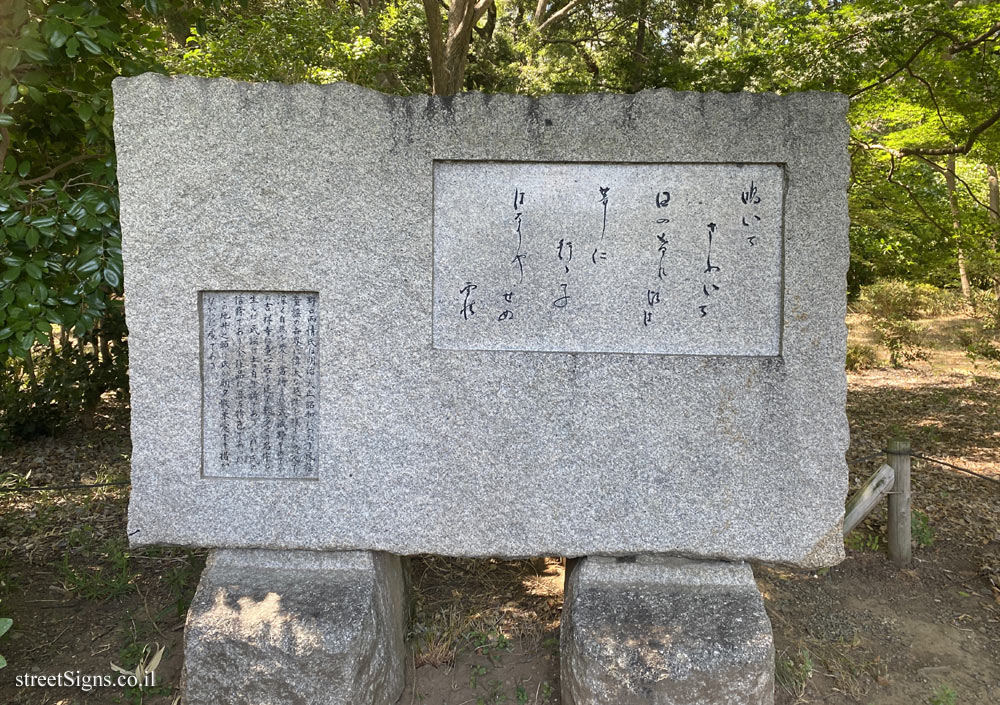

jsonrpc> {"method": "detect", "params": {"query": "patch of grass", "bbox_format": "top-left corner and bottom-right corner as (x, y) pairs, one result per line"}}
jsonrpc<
(469, 663), (488, 689)
(58, 536), (134, 600)
(845, 529), (882, 553)
(159, 549), (205, 620)
(410, 603), (465, 667)
(408, 556), (563, 667)
(776, 648), (813, 702)
(469, 629), (512, 664)
(929, 682), (957, 705)
(911, 510), (934, 548)
(115, 641), (173, 704)
(812, 640), (886, 702)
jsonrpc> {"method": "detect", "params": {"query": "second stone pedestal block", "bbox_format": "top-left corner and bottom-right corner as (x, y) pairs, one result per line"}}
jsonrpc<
(561, 556), (774, 705)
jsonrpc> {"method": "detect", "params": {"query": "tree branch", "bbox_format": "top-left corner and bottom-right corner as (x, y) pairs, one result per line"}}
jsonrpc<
(0, 127), (8, 170)
(905, 66), (955, 138)
(533, 0), (547, 28)
(449, 0), (478, 46)
(472, 0), (493, 27)
(854, 138), (954, 239)
(912, 154), (1000, 219)
(885, 152), (954, 239)
(850, 33), (942, 98)
(899, 105), (1000, 157)
(536, 0), (586, 34)
(948, 22), (1000, 54)
(16, 153), (102, 187)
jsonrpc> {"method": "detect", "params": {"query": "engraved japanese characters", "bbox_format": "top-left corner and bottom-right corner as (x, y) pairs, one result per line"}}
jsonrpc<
(433, 162), (782, 356)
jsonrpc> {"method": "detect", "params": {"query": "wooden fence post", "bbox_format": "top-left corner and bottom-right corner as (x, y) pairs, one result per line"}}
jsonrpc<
(886, 438), (912, 567)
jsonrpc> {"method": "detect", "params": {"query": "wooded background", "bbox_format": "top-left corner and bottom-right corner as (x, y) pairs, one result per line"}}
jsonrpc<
(1, 0), (998, 442)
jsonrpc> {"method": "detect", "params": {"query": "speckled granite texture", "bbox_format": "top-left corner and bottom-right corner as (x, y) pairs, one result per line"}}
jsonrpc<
(182, 550), (407, 705)
(561, 556), (774, 705)
(115, 74), (849, 566)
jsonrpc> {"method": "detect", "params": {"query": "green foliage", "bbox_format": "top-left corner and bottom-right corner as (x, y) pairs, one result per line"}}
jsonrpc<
(859, 279), (925, 320)
(875, 318), (926, 368)
(971, 288), (1000, 328)
(860, 279), (929, 366)
(776, 648), (814, 700)
(468, 663), (488, 689)
(169, 0), (430, 93)
(912, 284), (963, 318)
(0, 0), (165, 443)
(846, 342), (879, 371)
(0, 0), (998, 443)
(961, 332), (1000, 367)
(468, 629), (511, 665)
(845, 529), (882, 552)
(0, 616), (11, 669)
(911, 510), (934, 548)
(929, 683), (957, 705)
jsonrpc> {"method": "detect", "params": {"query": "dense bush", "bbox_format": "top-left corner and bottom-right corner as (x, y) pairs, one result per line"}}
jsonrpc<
(858, 279), (923, 320)
(971, 288), (1000, 329)
(859, 280), (928, 368)
(0, 0), (162, 444)
(961, 332), (1000, 367)
(845, 342), (880, 371)
(911, 284), (963, 318)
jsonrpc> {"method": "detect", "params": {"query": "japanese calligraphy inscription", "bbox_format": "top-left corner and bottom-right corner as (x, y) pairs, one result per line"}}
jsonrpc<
(200, 291), (319, 478)
(434, 161), (783, 356)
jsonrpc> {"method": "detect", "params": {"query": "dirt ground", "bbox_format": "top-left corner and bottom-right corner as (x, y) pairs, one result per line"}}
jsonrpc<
(0, 314), (998, 705)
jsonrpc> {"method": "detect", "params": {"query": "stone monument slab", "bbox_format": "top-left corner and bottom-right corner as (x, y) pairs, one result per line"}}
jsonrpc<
(114, 75), (850, 566)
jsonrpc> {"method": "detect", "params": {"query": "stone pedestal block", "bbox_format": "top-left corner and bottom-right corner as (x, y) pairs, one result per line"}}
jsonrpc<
(561, 556), (774, 705)
(183, 549), (407, 705)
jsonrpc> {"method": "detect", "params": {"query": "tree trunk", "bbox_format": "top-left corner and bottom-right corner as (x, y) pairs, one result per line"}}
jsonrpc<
(423, 0), (490, 95)
(99, 325), (112, 366)
(989, 164), (1000, 320)
(946, 154), (972, 305)
(23, 348), (36, 388)
(629, 0), (648, 93)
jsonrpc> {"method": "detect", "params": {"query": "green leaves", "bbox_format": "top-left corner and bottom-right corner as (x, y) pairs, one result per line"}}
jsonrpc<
(43, 20), (72, 49)
(77, 34), (101, 55)
(102, 264), (120, 288)
(0, 0), (163, 389)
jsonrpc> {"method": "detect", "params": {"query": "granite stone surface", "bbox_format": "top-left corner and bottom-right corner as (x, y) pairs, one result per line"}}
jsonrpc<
(115, 74), (850, 566)
(183, 549), (407, 705)
(561, 556), (774, 705)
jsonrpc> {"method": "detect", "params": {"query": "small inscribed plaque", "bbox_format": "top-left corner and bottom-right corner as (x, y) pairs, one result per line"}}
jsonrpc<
(433, 161), (784, 356)
(201, 291), (319, 478)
